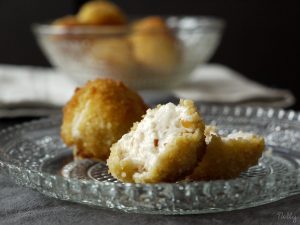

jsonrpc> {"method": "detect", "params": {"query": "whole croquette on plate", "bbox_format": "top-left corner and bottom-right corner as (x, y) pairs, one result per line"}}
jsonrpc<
(61, 79), (147, 161)
(107, 99), (206, 183)
(188, 126), (265, 180)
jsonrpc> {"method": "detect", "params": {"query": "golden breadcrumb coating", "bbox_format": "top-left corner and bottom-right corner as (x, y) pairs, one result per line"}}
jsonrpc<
(77, 0), (127, 26)
(129, 16), (181, 75)
(107, 99), (205, 183)
(61, 79), (147, 161)
(188, 126), (265, 180)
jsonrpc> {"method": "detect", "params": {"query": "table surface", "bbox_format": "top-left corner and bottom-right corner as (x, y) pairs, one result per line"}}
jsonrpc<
(0, 116), (300, 225)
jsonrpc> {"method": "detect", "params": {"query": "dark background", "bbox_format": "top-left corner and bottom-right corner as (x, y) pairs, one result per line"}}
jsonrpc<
(0, 0), (299, 107)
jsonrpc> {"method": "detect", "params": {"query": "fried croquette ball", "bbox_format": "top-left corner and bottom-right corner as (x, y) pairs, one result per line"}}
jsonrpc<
(53, 15), (83, 27)
(188, 126), (265, 180)
(129, 17), (181, 75)
(107, 99), (205, 183)
(130, 33), (181, 75)
(77, 0), (126, 26)
(89, 38), (136, 79)
(61, 79), (147, 161)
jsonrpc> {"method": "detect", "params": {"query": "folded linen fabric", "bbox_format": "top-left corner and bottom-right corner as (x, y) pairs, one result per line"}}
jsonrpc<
(0, 63), (294, 117)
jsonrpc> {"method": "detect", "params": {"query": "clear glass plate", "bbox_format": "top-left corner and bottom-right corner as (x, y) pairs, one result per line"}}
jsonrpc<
(1, 104), (300, 215)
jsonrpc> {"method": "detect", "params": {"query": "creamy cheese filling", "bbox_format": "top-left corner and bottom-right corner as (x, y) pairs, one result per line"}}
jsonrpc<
(119, 102), (194, 173)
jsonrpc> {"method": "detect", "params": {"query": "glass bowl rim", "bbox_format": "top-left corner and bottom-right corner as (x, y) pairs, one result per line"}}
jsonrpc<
(32, 15), (226, 36)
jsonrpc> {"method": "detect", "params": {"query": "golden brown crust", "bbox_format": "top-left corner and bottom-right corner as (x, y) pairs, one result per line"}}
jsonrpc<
(61, 79), (147, 161)
(188, 129), (265, 180)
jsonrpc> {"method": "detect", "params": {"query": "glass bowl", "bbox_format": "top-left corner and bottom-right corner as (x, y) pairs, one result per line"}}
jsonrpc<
(33, 16), (225, 90)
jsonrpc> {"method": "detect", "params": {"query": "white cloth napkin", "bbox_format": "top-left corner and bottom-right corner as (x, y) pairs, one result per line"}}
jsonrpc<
(174, 64), (295, 107)
(0, 64), (295, 117)
(0, 65), (77, 108)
